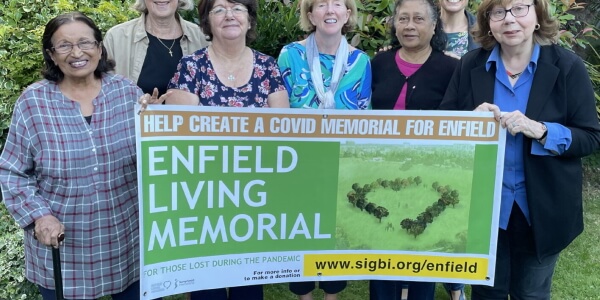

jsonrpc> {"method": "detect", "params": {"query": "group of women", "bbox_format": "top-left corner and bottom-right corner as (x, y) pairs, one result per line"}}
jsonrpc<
(1, 0), (599, 300)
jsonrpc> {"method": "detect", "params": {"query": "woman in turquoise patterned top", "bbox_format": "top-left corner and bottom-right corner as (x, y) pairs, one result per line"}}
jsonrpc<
(277, 0), (371, 111)
(278, 1), (369, 299)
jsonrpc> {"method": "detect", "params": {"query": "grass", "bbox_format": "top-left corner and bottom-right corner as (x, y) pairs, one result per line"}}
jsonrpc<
(335, 156), (474, 253)
(165, 185), (600, 300)
(550, 186), (600, 300)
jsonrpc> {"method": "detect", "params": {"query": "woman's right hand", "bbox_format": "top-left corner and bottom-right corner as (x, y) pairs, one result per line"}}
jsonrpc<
(138, 88), (168, 113)
(34, 215), (64, 248)
(138, 89), (200, 113)
(474, 102), (502, 122)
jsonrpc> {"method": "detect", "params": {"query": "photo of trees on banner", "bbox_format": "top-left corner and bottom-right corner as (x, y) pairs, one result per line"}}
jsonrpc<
(135, 106), (506, 299)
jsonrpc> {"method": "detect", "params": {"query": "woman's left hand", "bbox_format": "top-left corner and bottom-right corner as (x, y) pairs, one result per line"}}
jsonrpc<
(501, 110), (545, 139)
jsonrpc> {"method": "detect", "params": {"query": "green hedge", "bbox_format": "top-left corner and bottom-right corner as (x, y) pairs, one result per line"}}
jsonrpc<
(0, 204), (39, 299)
(0, 1), (598, 298)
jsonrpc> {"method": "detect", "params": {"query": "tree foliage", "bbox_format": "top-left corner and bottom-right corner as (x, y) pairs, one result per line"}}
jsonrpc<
(254, 0), (305, 58)
(0, 204), (40, 300)
(0, 1), (599, 296)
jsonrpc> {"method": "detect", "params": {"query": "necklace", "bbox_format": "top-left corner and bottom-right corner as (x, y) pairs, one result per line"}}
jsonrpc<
(506, 70), (523, 79)
(156, 37), (176, 57)
(210, 46), (247, 83)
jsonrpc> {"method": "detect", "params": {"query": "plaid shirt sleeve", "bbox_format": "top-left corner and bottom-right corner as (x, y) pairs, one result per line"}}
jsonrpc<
(1, 90), (54, 228)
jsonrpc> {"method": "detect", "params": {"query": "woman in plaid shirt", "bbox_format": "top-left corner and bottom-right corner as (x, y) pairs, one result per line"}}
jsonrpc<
(0, 12), (146, 299)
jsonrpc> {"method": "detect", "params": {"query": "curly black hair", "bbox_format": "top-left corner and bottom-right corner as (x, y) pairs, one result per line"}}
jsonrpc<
(389, 0), (448, 52)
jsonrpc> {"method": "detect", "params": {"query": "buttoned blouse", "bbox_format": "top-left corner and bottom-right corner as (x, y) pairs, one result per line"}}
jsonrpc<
(0, 74), (143, 299)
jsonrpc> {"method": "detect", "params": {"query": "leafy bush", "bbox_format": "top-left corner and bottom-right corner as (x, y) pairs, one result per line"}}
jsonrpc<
(0, 1), (599, 298)
(0, 204), (40, 300)
(352, 0), (394, 57)
(254, 0), (305, 58)
(550, 0), (600, 113)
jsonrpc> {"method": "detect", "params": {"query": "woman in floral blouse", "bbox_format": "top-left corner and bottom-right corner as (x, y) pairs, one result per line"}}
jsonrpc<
(143, 0), (288, 299)
(161, 0), (288, 108)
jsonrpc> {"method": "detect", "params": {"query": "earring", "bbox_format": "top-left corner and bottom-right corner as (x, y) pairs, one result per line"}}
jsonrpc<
(488, 31), (493, 36)
(535, 24), (540, 30)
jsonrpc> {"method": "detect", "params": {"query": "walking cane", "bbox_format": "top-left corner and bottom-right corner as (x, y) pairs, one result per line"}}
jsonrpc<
(52, 233), (65, 300)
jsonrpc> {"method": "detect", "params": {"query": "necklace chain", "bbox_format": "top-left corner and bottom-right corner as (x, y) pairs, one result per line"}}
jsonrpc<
(156, 37), (176, 57)
(506, 70), (523, 79)
(210, 46), (247, 82)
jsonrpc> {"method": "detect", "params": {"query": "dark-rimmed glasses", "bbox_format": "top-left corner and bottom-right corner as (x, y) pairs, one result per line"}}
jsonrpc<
(51, 40), (99, 54)
(487, 4), (533, 21)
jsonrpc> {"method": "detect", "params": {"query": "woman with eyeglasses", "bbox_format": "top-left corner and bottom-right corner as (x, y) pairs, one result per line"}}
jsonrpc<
(369, 0), (458, 299)
(152, 0), (289, 109)
(440, 0), (600, 298)
(145, 0), (288, 299)
(0, 12), (148, 299)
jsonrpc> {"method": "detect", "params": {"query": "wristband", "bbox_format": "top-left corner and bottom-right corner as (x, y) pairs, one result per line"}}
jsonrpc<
(537, 122), (548, 142)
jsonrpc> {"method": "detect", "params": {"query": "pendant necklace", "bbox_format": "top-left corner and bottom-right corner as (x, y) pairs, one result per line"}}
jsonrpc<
(156, 37), (176, 57)
(506, 70), (523, 79)
(211, 46), (246, 82)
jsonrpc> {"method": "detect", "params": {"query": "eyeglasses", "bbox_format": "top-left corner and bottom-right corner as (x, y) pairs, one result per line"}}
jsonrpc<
(487, 4), (533, 21)
(51, 40), (99, 54)
(209, 5), (248, 17)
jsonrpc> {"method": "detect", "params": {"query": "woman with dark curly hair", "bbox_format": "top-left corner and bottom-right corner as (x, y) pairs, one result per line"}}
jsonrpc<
(0, 12), (146, 299)
(370, 0), (459, 298)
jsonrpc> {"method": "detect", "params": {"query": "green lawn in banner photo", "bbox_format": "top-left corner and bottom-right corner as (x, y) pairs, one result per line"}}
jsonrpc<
(335, 144), (476, 253)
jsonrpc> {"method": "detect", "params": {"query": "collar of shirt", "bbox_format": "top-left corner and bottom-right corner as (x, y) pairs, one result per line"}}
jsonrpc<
(485, 43), (541, 75)
(485, 43), (541, 230)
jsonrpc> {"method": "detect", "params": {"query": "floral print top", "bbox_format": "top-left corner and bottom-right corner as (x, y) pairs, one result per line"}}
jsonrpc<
(168, 47), (286, 107)
(446, 32), (469, 58)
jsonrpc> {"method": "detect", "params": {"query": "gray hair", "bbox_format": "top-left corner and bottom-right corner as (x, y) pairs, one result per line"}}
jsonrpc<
(131, 0), (195, 13)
